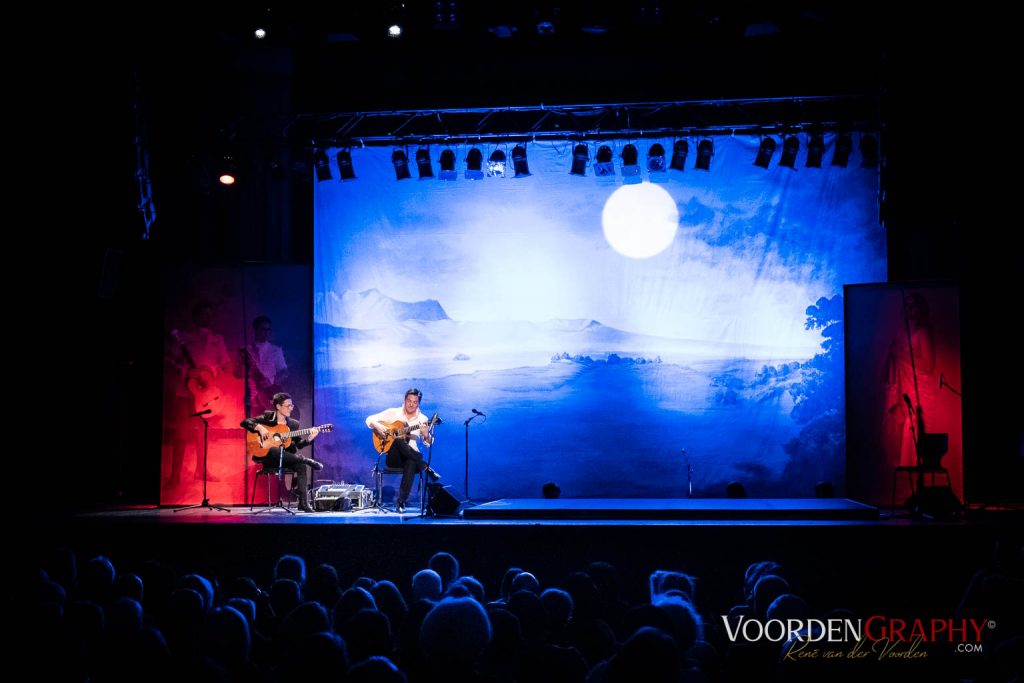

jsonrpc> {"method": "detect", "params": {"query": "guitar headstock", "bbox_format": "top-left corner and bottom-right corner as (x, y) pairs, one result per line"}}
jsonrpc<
(320, 424), (334, 433)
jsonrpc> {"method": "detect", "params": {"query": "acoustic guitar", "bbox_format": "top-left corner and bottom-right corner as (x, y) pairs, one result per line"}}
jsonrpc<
(247, 423), (334, 459)
(171, 329), (223, 416)
(372, 414), (441, 453)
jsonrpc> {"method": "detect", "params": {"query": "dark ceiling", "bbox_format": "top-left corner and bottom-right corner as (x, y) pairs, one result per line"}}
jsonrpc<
(114, 0), (910, 149)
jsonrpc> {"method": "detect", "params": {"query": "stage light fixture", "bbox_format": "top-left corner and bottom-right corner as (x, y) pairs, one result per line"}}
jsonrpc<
(669, 140), (688, 171)
(416, 147), (434, 178)
(313, 149), (332, 182)
(860, 134), (879, 168)
(465, 147), (483, 179)
(439, 148), (456, 180)
(695, 139), (713, 171)
(511, 145), (530, 177)
(336, 150), (356, 181)
(595, 145), (615, 176)
(621, 143), (641, 183)
(570, 143), (589, 176)
(753, 137), (777, 169)
(647, 143), (666, 172)
(217, 152), (238, 186)
(805, 134), (825, 168)
(831, 134), (852, 167)
(487, 149), (506, 177)
(392, 149), (411, 180)
(779, 136), (799, 170)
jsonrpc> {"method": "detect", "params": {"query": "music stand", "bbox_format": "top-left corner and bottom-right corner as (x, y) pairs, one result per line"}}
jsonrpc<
(175, 414), (230, 513)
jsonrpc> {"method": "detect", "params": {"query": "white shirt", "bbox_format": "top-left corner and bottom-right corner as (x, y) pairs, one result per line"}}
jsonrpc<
(365, 407), (435, 452)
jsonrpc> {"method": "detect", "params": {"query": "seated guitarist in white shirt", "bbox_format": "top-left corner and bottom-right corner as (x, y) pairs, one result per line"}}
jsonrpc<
(241, 392), (323, 513)
(366, 388), (441, 513)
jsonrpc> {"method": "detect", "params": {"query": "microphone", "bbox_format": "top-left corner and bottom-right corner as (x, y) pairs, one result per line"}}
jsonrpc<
(191, 409), (212, 417)
(472, 408), (486, 416)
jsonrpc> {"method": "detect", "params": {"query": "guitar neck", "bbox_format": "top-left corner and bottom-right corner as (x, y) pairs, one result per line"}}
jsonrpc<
(395, 419), (438, 436)
(178, 344), (198, 370)
(278, 424), (329, 439)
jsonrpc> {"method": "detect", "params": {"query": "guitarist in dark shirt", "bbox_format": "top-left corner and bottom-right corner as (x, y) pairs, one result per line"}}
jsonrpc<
(241, 392), (324, 512)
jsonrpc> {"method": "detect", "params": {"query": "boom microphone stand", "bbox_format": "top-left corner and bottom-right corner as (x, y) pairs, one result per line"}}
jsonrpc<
(175, 412), (230, 513)
(464, 409), (485, 502)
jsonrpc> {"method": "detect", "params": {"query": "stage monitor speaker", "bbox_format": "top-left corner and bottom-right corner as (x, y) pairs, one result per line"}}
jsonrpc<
(427, 484), (461, 516)
(906, 485), (962, 519)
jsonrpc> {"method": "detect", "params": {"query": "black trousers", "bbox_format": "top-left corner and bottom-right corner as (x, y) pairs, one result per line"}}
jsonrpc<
(256, 447), (310, 495)
(385, 438), (426, 504)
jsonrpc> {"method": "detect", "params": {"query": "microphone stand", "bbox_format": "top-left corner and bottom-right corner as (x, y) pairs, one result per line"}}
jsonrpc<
(682, 449), (692, 498)
(464, 412), (483, 502)
(175, 415), (230, 513)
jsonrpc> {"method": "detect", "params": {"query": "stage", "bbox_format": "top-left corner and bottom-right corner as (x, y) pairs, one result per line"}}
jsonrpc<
(462, 498), (879, 520)
(42, 498), (1018, 616)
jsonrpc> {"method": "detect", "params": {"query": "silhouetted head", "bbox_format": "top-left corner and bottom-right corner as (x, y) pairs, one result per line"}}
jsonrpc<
(726, 481), (747, 498)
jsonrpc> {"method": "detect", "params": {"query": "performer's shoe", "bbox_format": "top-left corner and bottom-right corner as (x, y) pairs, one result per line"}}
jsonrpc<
(302, 457), (324, 471)
(396, 501), (406, 513)
(298, 501), (315, 513)
(424, 466), (441, 482)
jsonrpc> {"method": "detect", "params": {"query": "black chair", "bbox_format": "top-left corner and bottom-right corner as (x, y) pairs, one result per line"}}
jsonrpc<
(372, 451), (425, 513)
(890, 432), (950, 508)
(250, 462), (298, 513)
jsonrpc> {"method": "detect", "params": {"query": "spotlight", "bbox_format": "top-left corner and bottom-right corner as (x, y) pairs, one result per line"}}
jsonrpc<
(465, 147), (483, 179)
(805, 134), (825, 168)
(621, 143), (641, 183)
(415, 147), (434, 178)
(487, 149), (506, 177)
(595, 145), (614, 176)
(753, 137), (777, 169)
(647, 143), (666, 172)
(313, 149), (332, 182)
(779, 136), (799, 170)
(831, 134), (852, 167)
(336, 150), (355, 181)
(387, 24), (402, 38)
(569, 143), (589, 176)
(669, 140), (688, 171)
(860, 134), (879, 168)
(695, 139), (713, 171)
(392, 149), (411, 180)
(511, 145), (530, 177)
(439, 148), (456, 180)
(217, 153), (237, 186)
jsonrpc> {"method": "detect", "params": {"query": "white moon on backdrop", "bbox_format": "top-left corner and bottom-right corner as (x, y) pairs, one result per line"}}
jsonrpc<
(601, 182), (679, 258)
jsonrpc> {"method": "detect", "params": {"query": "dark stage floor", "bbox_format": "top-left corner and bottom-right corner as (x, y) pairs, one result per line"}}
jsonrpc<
(67, 497), (879, 524)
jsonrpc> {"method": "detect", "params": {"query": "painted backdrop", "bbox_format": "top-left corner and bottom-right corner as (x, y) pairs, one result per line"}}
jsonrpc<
(314, 135), (885, 499)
